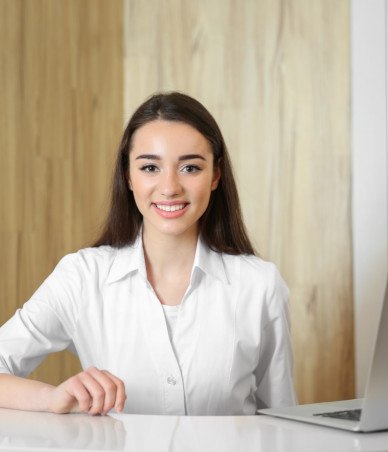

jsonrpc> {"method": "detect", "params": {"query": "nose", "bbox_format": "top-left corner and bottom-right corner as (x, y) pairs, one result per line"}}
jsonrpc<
(159, 170), (183, 197)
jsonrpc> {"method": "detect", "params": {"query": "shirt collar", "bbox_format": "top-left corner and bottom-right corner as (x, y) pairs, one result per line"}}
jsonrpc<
(192, 236), (230, 284)
(106, 233), (230, 285)
(106, 234), (147, 284)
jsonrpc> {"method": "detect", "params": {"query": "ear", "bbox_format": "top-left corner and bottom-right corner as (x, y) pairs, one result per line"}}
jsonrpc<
(211, 159), (222, 191)
(128, 178), (133, 191)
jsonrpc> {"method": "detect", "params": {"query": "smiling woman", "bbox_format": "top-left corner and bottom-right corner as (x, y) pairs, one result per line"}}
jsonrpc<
(0, 92), (297, 415)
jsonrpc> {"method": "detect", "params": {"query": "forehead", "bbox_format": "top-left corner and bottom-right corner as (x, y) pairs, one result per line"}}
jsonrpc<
(130, 120), (212, 155)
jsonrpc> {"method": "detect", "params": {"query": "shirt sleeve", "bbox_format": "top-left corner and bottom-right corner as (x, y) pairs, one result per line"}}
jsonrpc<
(254, 266), (298, 408)
(0, 253), (82, 377)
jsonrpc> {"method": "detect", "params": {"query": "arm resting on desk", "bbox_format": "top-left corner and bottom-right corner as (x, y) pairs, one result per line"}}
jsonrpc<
(0, 367), (126, 415)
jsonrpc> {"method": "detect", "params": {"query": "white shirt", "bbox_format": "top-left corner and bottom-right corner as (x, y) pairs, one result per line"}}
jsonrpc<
(0, 235), (297, 415)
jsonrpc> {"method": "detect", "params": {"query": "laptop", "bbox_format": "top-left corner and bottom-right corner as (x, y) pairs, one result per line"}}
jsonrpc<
(258, 277), (388, 432)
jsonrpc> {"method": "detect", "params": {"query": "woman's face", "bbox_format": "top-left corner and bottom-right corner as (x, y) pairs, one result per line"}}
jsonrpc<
(128, 120), (220, 240)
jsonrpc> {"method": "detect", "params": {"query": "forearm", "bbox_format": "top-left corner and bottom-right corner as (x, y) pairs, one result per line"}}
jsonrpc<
(0, 368), (126, 415)
(0, 373), (54, 412)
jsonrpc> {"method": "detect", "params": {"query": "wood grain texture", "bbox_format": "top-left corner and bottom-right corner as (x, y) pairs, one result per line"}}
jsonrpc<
(0, 0), (123, 385)
(123, 0), (353, 403)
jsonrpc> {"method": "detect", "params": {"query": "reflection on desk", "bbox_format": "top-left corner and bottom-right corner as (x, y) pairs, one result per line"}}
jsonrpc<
(0, 408), (387, 452)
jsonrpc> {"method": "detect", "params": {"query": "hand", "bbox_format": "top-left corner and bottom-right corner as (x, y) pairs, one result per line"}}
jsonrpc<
(45, 367), (126, 415)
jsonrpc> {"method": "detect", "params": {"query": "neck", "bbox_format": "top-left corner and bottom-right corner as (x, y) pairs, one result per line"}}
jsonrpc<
(142, 226), (198, 275)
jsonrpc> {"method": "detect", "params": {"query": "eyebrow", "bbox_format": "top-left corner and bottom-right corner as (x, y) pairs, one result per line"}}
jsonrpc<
(135, 153), (206, 161)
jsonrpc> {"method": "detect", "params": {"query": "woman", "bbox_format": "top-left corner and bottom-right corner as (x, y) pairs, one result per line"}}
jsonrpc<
(0, 92), (297, 415)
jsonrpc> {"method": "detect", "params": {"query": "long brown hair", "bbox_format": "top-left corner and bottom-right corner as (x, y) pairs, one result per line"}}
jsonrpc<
(94, 92), (256, 255)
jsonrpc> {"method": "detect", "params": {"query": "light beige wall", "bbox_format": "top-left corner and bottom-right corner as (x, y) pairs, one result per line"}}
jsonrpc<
(123, 0), (353, 403)
(0, 0), (353, 403)
(0, 0), (123, 384)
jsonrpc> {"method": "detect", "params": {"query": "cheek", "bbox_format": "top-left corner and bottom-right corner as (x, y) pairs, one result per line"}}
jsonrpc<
(130, 174), (155, 198)
(128, 168), (142, 190)
(191, 179), (214, 203)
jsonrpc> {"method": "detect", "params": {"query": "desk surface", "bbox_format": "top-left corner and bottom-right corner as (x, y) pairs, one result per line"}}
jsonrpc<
(0, 408), (387, 452)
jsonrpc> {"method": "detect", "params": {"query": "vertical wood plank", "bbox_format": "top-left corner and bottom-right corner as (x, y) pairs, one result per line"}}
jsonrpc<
(0, 0), (123, 385)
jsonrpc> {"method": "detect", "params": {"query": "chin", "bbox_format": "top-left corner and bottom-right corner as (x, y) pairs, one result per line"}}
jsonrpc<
(154, 222), (198, 238)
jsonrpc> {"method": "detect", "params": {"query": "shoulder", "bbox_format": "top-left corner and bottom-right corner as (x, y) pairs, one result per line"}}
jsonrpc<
(221, 252), (289, 306)
(56, 245), (118, 270)
(53, 245), (136, 280)
(222, 253), (281, 283)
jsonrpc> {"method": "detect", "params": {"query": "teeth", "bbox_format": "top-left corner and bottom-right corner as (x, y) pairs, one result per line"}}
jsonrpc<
(156, 203), (186, 212)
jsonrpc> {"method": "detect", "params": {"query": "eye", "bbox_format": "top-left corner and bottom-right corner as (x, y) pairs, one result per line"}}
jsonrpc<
(140, 164), (159, 173)
(182, 165), (201, 174)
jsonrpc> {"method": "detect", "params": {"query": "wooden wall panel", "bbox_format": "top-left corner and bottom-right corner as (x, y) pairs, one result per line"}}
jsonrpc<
(124, 0), (353, 403)
(0, 0), (123, 385)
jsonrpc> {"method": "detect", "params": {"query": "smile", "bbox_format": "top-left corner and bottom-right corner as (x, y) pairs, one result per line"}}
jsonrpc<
(155, 203), (187, 212)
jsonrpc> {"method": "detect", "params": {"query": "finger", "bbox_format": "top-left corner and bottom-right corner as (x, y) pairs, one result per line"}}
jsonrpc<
(77, 372), (106, 415)
(101, 370), (126, 413)
(66, 376), (93, 413)
(86, 368), (119, 414)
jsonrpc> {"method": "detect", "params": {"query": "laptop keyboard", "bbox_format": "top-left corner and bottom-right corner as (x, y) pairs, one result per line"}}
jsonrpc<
(313, 409), (362, 421)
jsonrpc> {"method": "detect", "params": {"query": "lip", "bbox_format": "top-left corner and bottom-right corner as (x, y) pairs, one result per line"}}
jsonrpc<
(152, 202), (189, 218)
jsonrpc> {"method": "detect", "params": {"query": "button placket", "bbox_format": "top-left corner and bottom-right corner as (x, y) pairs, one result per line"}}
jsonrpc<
(140, 279), (186, 415)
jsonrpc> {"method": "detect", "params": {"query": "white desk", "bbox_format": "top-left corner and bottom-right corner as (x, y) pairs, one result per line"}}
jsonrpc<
(0, 408), (387, 452)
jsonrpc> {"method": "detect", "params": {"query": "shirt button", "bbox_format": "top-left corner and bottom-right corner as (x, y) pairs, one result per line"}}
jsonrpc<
(166, 375), (177, 385)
